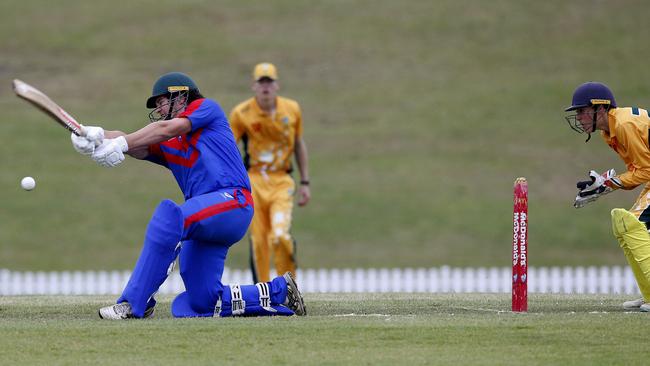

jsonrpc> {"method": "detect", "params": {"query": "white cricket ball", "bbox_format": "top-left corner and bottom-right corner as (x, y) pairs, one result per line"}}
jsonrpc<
(21, 176), (36, 191)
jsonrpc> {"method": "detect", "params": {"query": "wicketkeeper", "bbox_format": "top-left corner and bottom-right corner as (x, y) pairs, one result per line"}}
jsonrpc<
(566, 81), (650, 311)
(71, 72), (306, 319)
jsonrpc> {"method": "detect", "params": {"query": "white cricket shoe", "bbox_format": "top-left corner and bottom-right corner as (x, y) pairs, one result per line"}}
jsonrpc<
(622, 298), (645, 310)
(640, 303), (650, 312)
(283, 272), (306, 316)
(98, 302), (155, 320)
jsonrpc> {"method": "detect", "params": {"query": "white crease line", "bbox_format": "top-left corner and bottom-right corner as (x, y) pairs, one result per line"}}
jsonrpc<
(454, 307), (509, 313)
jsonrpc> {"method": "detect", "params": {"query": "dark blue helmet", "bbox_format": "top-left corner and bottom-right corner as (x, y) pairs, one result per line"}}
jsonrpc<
(146, 72), (199, 108)
(565, 82), (616, 112)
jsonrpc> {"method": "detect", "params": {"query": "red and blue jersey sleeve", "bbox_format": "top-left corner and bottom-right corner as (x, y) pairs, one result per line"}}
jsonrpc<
(179, 99), (227, 132)
(145, 142), (169, 168)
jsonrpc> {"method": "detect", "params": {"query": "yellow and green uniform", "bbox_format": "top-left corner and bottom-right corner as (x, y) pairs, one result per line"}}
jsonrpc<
(230, 96), (302, 282)
(602, 107), (650, 300)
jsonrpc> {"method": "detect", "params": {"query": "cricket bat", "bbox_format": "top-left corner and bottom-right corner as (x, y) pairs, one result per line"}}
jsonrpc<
(12, 79), (87, 136)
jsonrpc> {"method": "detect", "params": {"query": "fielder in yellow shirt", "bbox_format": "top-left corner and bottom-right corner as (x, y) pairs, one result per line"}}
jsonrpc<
(230, 63), (311, 282)
(566, 81), (650, 311)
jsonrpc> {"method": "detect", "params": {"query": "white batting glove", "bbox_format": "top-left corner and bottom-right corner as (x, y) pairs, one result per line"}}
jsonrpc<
(71, 133), (95, 155)
(82, 125), (105, 146)
(92, 136), (129, 168)
(573, 169), (619, 208)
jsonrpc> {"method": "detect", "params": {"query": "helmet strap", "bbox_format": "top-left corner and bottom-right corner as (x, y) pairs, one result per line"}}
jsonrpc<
(585, 106), (598, 143)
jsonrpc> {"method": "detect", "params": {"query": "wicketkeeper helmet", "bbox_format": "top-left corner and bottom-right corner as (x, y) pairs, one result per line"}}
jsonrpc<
(565, 82), (616, 112)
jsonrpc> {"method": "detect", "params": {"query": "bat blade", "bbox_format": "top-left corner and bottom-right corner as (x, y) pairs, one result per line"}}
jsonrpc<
(12, 79), (86, 136)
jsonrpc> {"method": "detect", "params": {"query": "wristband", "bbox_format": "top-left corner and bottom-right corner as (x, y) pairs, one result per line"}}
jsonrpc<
(300, 180), (310, 185)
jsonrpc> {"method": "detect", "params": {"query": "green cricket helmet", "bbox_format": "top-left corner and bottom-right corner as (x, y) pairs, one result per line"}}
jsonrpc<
(146, 72), (199, 108)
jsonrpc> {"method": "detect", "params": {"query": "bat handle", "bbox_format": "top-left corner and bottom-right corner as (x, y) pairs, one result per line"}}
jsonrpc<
(78, 124), (88, 137)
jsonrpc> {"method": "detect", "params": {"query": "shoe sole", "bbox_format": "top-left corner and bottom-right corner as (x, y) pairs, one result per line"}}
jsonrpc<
(98, 306), (155, 319)
(623, 305), (643, 310)
(622, 299), (645, 310)
(284, 272), (307, 316)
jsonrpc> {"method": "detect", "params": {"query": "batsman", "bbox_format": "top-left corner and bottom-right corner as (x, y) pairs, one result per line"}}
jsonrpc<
(70, 72), (306, 319)
(566, 81), (650, 311)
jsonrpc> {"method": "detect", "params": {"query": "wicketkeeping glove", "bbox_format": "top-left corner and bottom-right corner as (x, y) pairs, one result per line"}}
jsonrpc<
(92, 136), (129, 168)
(573, 169), (622, 208)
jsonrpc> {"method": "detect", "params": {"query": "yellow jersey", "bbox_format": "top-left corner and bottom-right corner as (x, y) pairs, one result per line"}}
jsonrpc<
(229, 96), (303, 174)
(602, 107), (650, 189)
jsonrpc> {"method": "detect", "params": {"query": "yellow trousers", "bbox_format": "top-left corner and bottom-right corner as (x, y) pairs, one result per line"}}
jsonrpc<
(611, 208), (650, 301)
(248, 172), (297, 282)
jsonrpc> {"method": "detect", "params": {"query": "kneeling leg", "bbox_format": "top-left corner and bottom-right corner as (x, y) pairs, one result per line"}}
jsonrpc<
(171, 240), (292, 317)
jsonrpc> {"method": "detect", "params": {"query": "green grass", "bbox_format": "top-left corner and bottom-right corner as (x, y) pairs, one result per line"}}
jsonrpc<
(2, 0), (650, 270)
(0, 293), (648, 365)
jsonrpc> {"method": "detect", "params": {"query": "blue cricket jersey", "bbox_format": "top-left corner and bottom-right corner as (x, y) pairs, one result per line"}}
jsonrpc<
(146, 98), (251, 199)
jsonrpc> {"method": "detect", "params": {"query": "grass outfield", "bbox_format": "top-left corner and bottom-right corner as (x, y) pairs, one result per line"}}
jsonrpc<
(3, 1), (650, 270)
(0, 294), (648, 365)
